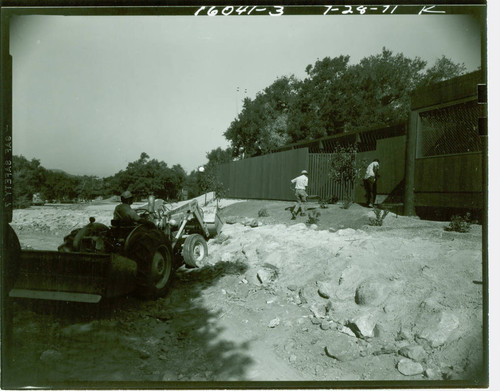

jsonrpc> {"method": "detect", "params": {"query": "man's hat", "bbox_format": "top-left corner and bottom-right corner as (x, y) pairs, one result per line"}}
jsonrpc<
(301, 170), (308, 175)
(121, 190), (133, 199)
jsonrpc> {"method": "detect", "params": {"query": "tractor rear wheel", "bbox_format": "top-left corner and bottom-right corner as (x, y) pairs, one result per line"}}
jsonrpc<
(5, 225), (21, 293)
(125, 226), (173, 299)
(182, 234), (208, 268)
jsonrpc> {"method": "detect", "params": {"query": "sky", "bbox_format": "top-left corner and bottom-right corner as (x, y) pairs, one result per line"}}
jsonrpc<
(10, 11), (482, 178)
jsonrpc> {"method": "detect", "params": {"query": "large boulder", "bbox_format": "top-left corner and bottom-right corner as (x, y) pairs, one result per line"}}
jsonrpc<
(325, 333), (361, 362)
(355, 278), (391, 306)
(415, 311), (460, 348)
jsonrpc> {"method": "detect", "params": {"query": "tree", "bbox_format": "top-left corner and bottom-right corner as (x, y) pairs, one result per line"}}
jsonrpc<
(224, 76), (298, 158)
(104, 153), (187, 201)
(13, 155), (47, 207)
(341, 48), (427, 131)
(328, 143), (361, 194)
(420, 55), (467, 87)
(287, 55), (350, 141)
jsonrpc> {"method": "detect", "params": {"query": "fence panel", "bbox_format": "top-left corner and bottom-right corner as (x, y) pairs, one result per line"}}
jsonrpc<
(217, 148), (309, 201)
(308, 154), (353, 201)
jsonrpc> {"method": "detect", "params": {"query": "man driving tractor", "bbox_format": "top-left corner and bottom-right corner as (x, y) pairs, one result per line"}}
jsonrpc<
(113, 191), (143, 225)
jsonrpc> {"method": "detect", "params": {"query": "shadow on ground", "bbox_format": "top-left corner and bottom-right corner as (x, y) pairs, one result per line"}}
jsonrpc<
(4, 260), (253, 387)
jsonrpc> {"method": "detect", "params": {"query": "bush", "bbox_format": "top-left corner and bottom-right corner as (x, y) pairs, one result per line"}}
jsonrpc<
(445, 213), (471, 233)
(307, 210), (321, 224)
(340, 197), (353, 210)
(369, 207), (389, 226)
(258, 208), (269, 217)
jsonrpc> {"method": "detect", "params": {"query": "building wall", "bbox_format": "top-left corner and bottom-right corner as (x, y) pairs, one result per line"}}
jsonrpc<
(414, 152), (483, 209)
(408, 70), (484, 212)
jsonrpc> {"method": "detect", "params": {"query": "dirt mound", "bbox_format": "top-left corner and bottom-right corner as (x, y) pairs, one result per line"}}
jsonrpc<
(7, 198), (485, 384)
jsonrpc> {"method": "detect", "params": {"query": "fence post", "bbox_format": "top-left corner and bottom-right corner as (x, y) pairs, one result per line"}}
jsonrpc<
(404, 113), (418, 216)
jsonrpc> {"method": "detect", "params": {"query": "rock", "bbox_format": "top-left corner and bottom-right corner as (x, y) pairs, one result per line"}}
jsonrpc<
(309, 303), (325, 319)
(396, 325), (413, 341)
(289, 354), (297, 363)
(337, 228), (356, 236)
(424, 368), (439, 379)
(324, 334), (361, 362)
(416, 311), (460, 347)
(348, 313), (378, 338)
(257, 268), (276, 284)
(317, 281), (332, 299)
(298, 288), (308, 304)
(310, 317), (321, 325)
(320, 320), (331, 330)
(338, 325), (357, 337)
(398, 345), (427, 362)
(287, 284), (298, 292)
(248, 219), (259, 228)
(310, 224), (318, 230)
(355, 279), (391, 306)
(138, 349), (151, 359)
(373, 323), (384, 338)
(61, 322), (96, 337)
(325, 300), (334, 314)
(224, 216), (238, 224)
(268, 318), (280, 328)
(397, 358), (424, 376)
(40, 349), (63, 363)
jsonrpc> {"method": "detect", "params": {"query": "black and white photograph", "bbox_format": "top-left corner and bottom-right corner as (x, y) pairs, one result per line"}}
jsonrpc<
(1, 1), (490, 388)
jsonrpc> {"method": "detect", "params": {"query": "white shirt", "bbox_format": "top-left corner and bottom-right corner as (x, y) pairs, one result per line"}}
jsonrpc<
(291, 174), (308, 190)
(364, 161), (379, 179)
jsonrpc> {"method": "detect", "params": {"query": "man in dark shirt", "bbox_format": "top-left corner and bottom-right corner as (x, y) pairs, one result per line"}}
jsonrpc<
(113, 191), (142, 225)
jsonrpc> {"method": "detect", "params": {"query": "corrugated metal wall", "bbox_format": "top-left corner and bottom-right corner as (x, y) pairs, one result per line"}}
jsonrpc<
(217, 148), (309, 201)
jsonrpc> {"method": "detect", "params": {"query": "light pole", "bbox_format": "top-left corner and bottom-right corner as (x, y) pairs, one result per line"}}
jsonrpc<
(198, 166), (207, 206)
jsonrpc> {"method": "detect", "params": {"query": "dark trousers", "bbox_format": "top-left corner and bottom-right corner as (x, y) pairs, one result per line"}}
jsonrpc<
(363, 177), (377, 205)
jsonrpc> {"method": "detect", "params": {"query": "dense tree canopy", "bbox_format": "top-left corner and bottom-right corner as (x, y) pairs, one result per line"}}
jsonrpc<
(106, 152), (187, 200)
(12, 153), (188, 208)
(224, 48), (469, 157)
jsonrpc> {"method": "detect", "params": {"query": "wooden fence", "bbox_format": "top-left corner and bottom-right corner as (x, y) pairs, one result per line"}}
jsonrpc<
(307, 154), (353, 201)
(217, 148), (309, 201)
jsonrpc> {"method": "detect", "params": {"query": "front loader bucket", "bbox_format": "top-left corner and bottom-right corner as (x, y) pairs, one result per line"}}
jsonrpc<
(206, 213), (223, 237)
(9, 250), (137, 303)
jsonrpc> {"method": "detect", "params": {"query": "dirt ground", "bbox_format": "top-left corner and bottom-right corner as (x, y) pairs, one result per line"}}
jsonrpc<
(4, 197), (486, 387)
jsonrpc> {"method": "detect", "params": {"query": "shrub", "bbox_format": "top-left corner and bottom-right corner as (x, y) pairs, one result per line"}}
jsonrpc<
(340, 197), (353, 210)
(369, 207), (389, 226)
(307, 210), (321, 224)
(258, 208), (269, 217)
(445, 213), (471, 233)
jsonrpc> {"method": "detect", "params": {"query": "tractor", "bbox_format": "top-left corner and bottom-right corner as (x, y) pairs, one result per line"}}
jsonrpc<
(7, 196), (223, 303)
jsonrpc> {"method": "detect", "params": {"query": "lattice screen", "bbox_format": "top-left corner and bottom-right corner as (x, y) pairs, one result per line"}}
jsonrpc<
(417, 100), (482, 157)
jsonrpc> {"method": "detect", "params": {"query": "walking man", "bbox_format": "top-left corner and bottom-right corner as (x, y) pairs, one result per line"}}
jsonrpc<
(291, 170), (309, 220)
(363, 159), (380, 207)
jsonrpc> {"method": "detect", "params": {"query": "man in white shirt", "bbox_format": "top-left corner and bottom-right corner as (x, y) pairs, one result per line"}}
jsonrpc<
(363, 159), (380, 207)
(290, 170), (309, 220)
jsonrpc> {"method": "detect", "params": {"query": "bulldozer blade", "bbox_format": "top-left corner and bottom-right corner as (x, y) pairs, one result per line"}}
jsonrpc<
(9, 251), (137, 303)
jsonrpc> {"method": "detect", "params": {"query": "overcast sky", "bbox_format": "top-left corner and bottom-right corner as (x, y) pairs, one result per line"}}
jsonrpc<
(10, 12), (482, 177)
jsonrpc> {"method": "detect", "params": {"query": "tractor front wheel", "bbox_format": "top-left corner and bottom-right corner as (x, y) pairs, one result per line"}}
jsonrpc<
(182, 234), (208, 268)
